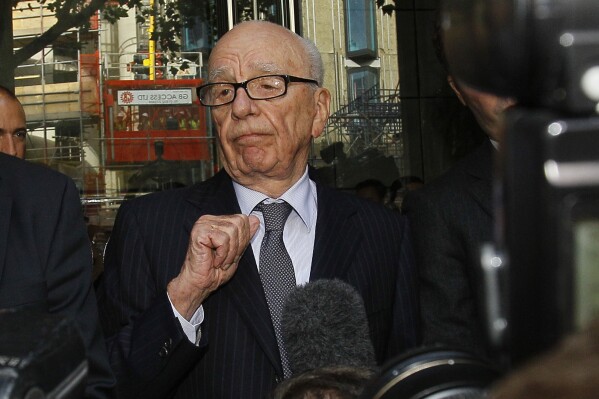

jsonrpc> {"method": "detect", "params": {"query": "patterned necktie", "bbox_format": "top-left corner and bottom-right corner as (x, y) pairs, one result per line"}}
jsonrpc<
(256, 201), (296, 378)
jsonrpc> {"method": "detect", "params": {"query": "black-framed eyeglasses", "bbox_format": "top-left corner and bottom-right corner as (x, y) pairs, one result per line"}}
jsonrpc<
(196, 74), (319, 107)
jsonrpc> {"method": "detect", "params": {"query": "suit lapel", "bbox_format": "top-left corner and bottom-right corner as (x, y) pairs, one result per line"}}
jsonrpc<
(310, 183), (361, 281)
(465, 140), (495, 217)
(0, 176), (11, 283)
(185, 170), (281, 373)
(225, 248), (282, 373)
(184, 170), (241, 228)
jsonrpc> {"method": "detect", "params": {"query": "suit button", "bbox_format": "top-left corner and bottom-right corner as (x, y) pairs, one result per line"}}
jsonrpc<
(158, 338), (172, 357)
(158, 346), (168, 357)
(274, 376), (281, 384)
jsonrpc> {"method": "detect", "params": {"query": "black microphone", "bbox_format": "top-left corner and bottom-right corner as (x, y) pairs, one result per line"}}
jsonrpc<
(281, 279), (377, 376)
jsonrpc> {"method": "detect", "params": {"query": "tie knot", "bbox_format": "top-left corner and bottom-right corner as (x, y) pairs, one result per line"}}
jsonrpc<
(257, 201), (293, 232)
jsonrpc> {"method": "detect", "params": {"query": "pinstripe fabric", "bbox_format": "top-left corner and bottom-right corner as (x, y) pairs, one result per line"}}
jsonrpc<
(97, 169), (420, 399)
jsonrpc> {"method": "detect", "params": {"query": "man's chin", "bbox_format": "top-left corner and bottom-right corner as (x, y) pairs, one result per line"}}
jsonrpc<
(225, 159), (274, 179)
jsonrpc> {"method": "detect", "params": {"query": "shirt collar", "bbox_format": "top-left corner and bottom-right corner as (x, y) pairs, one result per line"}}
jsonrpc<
(490, 138), (500, 150)
(233, 167), (316, 230)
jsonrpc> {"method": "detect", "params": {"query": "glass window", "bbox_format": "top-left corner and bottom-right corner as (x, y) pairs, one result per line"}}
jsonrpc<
(235, 0), (279, 23)
(214, 0), (300, 35)
(182, 18), (216, 53)
(345, 0), (377, 60)
(347, 67), (379, 102)
(182, 0), (217, 52)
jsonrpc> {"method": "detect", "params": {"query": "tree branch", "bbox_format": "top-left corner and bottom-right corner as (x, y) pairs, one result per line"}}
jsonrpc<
(11, 0), (108, 68)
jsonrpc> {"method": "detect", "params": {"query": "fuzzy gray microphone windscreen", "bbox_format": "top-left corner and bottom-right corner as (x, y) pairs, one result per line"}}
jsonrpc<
(281, 279), (377, 376)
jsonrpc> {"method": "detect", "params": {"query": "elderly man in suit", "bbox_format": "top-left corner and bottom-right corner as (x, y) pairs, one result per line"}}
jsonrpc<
(98, 20), (419, 399)
(0, 148), (115, 397)
(402, 21), (516, 362)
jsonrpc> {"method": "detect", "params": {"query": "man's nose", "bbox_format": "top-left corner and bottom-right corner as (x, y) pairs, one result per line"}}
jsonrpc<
(0, 135), (17, 156)
(231, 86), (255, 117)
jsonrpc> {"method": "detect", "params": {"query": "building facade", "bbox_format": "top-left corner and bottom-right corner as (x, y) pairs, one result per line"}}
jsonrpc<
(11, 0), (409, 243)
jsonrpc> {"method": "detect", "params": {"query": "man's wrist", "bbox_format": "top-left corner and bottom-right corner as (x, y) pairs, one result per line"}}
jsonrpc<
(168, 291), (204, 344)
(167, 275), (206, 320)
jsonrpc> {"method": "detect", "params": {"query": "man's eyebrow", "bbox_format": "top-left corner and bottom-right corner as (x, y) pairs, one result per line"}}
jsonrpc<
(252, 62), (282, 74)
(208, 66), (231, 81)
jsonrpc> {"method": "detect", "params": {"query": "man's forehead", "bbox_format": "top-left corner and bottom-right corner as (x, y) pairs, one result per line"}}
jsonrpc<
(0, 94), (19, 106)
(208, 61), (285, 81)
(0, 97), (26, 120)
(208, 26), (303, 80)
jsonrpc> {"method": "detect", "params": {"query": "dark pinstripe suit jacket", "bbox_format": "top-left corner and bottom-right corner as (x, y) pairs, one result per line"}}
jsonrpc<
(98, 169), (419, 399)
(403, 139), (495, 361)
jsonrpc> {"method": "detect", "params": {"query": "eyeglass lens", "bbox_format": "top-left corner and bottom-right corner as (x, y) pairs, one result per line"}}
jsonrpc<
(200, 75), (287, 106)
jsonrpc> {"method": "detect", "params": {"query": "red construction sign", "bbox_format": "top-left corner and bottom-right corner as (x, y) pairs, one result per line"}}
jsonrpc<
(104, 79), (210, 163)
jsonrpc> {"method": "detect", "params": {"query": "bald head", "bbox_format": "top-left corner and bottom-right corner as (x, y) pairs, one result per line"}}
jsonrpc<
(0, 86), (27, 159)
(210, 21), (324, 86)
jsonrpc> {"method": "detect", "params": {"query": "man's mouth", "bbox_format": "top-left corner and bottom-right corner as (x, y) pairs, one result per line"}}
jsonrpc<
(235, 132), (267, 144)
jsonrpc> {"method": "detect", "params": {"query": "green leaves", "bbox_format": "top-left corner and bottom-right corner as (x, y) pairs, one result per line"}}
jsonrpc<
(103, 3), (131, 24)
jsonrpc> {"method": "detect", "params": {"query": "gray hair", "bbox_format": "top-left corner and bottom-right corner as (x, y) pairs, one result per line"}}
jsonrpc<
(295, 34), (324, 87)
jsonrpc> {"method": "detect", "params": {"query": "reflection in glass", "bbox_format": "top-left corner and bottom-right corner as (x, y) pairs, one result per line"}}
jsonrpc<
(348, 67), (379, 102)
(236, 0), (279, 23)
(574, 219), (599, 329)
(345, 0), (377, 58)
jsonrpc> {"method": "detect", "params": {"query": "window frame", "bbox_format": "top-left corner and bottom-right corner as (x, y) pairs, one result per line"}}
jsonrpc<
(344, 0), (378, 60)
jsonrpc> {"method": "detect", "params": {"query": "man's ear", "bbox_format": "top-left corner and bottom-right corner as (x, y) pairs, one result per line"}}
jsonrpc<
(447, 75), (467, 106)
(311, 87), (331, 139)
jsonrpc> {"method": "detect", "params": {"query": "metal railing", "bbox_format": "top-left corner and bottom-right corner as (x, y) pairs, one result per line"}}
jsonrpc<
(324, 84), (403, 159)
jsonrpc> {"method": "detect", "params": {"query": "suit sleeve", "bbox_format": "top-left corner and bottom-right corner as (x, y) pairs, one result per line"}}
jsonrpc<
(403, 190), (486, 356)
(45, 177), (115, 399)
(97, 200), (204, 399)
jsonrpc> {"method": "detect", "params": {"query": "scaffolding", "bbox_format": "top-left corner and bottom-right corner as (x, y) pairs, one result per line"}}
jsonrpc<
(312, 84), (405, 188)
(326, 84), (403, 158)
(11, 2), (217, 235)
(13, 2), (103, 195)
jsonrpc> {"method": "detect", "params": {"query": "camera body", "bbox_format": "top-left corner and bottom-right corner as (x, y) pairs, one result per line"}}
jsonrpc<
(442, 0), (599, 366)
(499, 109), (599, 364)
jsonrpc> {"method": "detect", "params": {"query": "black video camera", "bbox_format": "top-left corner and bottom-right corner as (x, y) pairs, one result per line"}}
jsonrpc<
(441, 0), (599, 366)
